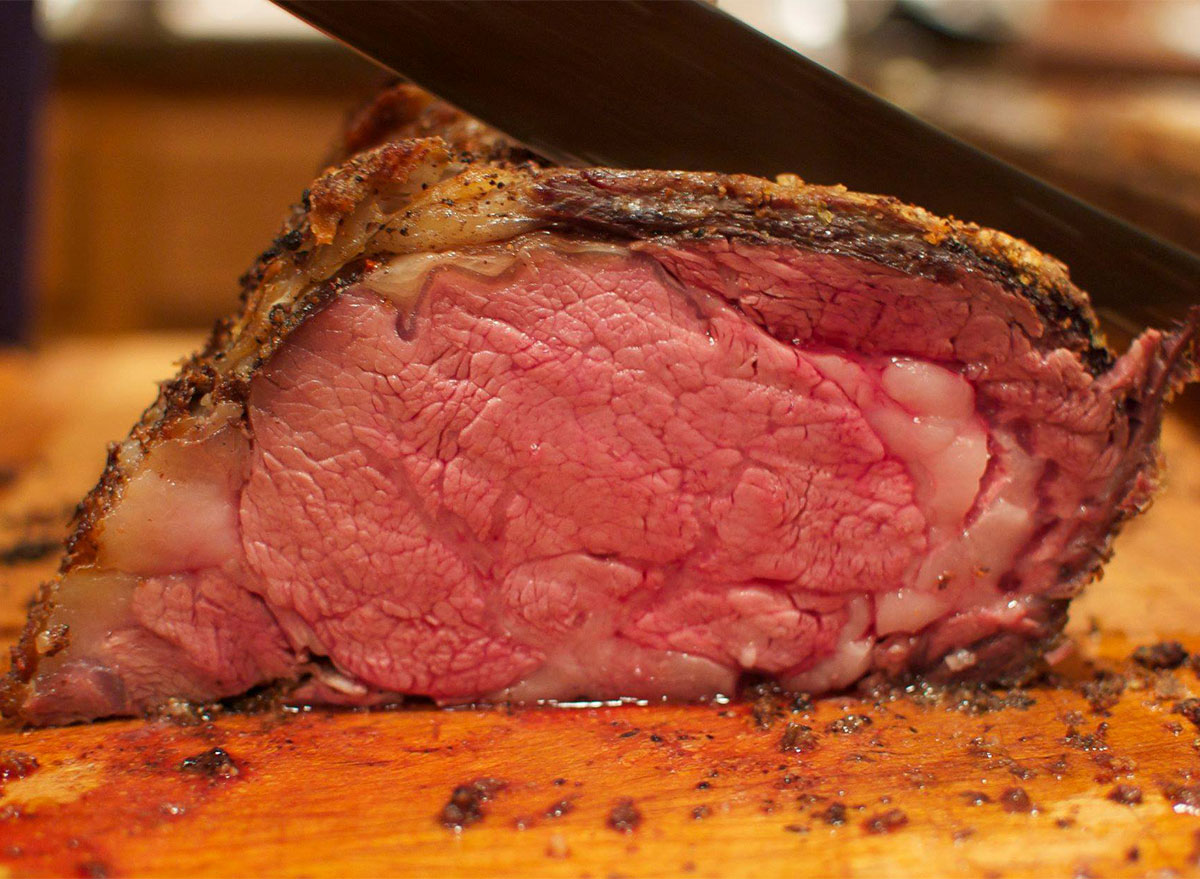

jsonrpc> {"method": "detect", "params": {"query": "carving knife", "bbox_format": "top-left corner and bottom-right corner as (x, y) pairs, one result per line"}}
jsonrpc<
(273, 0), (1198, 333)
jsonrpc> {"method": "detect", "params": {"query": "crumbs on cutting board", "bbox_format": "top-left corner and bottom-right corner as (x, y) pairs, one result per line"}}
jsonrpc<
(0, 636), (1200, 876)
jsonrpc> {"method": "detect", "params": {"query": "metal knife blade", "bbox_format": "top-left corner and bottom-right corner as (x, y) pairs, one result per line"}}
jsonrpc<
(274, 0), (1198, 332)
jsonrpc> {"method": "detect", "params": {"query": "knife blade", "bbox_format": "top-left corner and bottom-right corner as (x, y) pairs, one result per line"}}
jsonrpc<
(273, 0), (1198, 332)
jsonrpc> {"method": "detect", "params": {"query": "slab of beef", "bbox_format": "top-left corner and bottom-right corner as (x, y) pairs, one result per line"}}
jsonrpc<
(5, 88), (1197, 724)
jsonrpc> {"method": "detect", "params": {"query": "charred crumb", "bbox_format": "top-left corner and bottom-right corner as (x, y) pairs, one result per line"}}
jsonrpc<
(745, 681), (787, 729)
(862, 808), (908, 834)
(783, 823), (808, 833)
(0, 467), (14, 489)
(962, 688), (1035, 714)
(1092, 753), (1136, 778)
(966, 737), (1036, 779)
(179, 747), (239, 779)
(790, 693), (813, 713)
(1055, 817), (1076, 829)
(439, 778), (507, 830)
(1125, 846), (1140, 863)
(1063, 722), (1109, 752)
(1080, 671), (1126, 715)
(606, 798), (641, 833)
(0, 538), (61, 566)
(1162, 783), (1200, 815)
(999, 787), (1033, 813)
(696, 781), (710, 790)
(1045, 756), (1070, 777)
(779, 722), (818, 754)
(961, 791), (991, 806)
(826, 714), (873, 735)
(544, 798), (574, 819)
(1132, 641), (1189, 670)
(691, 805), (711, 820)
(277, 228), (305, 251)
(898, 681), (1035, 714)
(1174, 698), (1200, 729)
(1154, 671), (1186, 701)
(1107, 784), (1143, 805)
(990, 689), (1035, 712)
(820, 802), (848, 826)
(223, 683), (291, 715)
(0, 750), (38, 783)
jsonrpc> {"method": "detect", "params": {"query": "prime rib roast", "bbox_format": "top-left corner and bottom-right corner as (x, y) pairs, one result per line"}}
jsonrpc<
(5, 86), (1197, 724)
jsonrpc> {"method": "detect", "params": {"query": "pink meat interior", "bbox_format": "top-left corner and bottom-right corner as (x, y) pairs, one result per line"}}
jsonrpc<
(27, 239), (1157, 719)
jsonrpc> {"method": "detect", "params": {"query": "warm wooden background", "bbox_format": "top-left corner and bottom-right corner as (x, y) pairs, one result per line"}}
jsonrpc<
(0, 338), (1198, 878)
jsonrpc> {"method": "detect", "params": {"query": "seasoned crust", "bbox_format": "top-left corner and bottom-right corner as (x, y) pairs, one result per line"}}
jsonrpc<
(4, 105), (1195, 716)
(331, 82), (547, 169)
(529, 168), (1116, 372)
(315, 84), (1116, 367)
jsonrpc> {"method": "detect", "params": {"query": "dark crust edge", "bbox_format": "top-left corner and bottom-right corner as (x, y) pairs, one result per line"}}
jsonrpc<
(3, 88), (1194, 719)
(330, 81), (550, 170)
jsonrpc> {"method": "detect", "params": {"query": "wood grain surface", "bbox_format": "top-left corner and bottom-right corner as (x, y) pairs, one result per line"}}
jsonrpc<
(1, 337), (1199, 879)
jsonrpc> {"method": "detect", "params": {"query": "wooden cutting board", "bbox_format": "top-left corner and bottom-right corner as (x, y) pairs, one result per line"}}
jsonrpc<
(1, 336), (1199, 879)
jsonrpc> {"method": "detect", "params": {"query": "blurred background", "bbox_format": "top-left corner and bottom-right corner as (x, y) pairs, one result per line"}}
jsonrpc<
(3, 0), (1200, 343)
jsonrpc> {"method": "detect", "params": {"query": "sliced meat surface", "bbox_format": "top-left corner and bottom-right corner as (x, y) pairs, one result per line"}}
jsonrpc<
(4, 89), (1196, 724)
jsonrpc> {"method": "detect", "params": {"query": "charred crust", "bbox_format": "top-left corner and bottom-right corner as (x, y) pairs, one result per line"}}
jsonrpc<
(0, 582), (52, 715)
(528, 170), (1113, 375)
(865, 598), (1070, 695)
(180, 746), (240, 779)
(335, 82), (546, 170)
(2, 153), (389, 713)
(277, 228), (304, 252)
